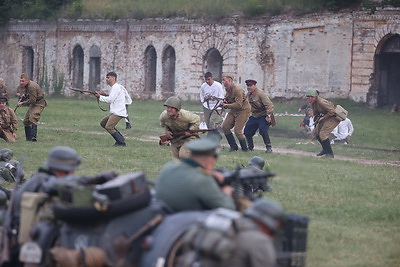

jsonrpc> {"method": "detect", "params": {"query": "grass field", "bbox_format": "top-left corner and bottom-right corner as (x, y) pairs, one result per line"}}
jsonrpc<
(3, 95), (400, 267)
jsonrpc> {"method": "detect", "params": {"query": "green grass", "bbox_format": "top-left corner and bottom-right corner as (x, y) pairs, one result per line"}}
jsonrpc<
(2, 95), (400, 267)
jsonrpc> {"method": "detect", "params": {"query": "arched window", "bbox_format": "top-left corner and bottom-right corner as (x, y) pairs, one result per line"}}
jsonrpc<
(89, 45), (101, 91)
(375, 34), (400, 107)
(72, 45), (84, 89)
(23, 47), (34, 80)
(144, 46), (157, 92)
(162, 45), (176, 96)
(204, 48), (223, 82)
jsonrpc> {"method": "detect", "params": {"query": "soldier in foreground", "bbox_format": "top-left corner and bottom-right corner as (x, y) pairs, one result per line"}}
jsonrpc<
(1, 146), (82, 265)
(306, 89), (340, 158)
(220, 73), (251, 152)
(178, 198), (285, 267)
(16, 73), (47, 142)
(155, 137), (235, 212)
(244, 79), (275, 153)
(0, 97), (18, 143)
(159, 96), (200, 160)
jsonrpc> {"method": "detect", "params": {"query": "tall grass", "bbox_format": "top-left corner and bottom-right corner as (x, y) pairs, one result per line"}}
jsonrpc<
(2, 96), (399, 266)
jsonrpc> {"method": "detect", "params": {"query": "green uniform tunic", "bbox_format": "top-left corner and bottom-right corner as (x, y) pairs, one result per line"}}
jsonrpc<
(160, 109), (200, 159)
(155, 158), (235, 212)
(248, 88), (274, 117)
(311, 96), (340, 140)
(0, 107), (18, 142)
(18, 81), (47, 126)
(222, 84), (251, 138)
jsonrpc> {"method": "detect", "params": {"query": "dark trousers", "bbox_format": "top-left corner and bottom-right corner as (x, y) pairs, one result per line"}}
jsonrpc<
(244, 115), (270, 137)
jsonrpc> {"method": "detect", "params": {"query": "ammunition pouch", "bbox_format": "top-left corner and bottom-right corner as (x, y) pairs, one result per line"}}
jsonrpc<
(50, 246), (106, 267)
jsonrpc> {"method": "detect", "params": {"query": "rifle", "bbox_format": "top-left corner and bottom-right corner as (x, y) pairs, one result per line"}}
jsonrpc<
(159, 129), (216, 143)
(0, 155), (24, 265)
(13, 95), (25, 112)
(69, 88), (108, 111)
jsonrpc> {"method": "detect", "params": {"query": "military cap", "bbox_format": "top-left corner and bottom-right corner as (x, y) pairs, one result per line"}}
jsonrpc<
(20, 73), (29, 79)
(44, 146), (81, 171)
(187, 137), (221, 156)
(305, 89), (318, 97)
(222, 73), (234, 80)
(245, 79), (257, 86)
(0, 96), (8, 103)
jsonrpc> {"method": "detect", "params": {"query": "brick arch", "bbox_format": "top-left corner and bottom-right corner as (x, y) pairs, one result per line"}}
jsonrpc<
(203, 48), (223, 82)
(72, 44), (84, 89)
(162, 45), (176, 96)
(144, 45), (157, 93)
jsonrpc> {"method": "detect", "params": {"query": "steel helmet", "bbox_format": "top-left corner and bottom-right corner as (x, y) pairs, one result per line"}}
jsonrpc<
(0, 148), (13, 162)
(247, 156), (265, 170)
(243, 198), (285, 233)
(305, 89), (318, 97)
(164, 96), (182, 111)
(44, 146), (81, 172)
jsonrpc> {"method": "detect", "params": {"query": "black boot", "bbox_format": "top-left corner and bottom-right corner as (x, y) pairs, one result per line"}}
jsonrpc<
(261, 132), (273, 153)
(225, 133), (238, 152)
(31, 124), (37, 142)
(238, 139), (249, 152)
(246, 136), (254, 151)
(24, 126), (32, 141)
(321, 139), (334, 158)
(125, 118), (132, 129)
(111, 130), (126, 146)
(316, 136), (326, 156)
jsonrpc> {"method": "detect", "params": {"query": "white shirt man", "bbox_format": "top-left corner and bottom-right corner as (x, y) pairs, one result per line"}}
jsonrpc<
(331, 118), (354, 144)
(199, 72), (225, 130)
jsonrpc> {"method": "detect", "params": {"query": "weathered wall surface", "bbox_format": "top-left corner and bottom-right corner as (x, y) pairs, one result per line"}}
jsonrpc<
(0, 9), (399, 105)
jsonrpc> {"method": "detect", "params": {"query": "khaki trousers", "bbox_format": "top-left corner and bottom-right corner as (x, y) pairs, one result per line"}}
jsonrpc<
(23, 100), (47, 126)
(315, 116), (340, 140)
(100, 114), (123, 134)
(222, 111), (250, 140)
(0, 129), (16, 142)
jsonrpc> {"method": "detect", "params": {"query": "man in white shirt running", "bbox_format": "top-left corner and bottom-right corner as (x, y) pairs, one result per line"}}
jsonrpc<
(330, 118), (354, 144)
(199, 72), (225, 137)
(95, 72), (129, 146)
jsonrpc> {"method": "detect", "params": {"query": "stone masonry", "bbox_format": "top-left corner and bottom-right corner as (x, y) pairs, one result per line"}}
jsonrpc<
(0, 8), (399, 107)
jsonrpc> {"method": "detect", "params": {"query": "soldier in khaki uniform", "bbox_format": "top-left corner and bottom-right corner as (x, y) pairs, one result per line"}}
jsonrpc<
(16, 73), (47, 142)
(159, 96), (201, 160)
(221, 73), (251, 152)
(306, 89), (340, 158)
(0, 78), (8, 99)
(244, 79), (274, 153)
(0, 97), (18, 142)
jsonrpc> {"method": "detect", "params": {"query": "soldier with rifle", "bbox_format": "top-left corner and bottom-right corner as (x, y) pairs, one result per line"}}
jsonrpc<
(16, 73), (47, 142)
(306, 89), (341, 158)
(94, 71), (131, 147)
(155, 137), (235, 212)
(0, 97), (18, 143)
(159, 96), (201, 160)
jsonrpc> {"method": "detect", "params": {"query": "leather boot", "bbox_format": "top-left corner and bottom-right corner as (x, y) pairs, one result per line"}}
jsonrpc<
(321, 138), (334, 158)
(24, 126), (32, 141)
(316, 136), (326, 156)
(125, 118), (132, 129)
(261, 132), (273, 153)
(225, 133), (238, 152)
(238, 139), (249, 152)
(246, 136), (254, 151)
(31, 124), (37, 142)
(111, 130), (126, 146)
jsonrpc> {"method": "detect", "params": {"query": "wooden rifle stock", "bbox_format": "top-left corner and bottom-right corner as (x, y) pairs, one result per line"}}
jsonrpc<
(69, 88), (108, 96)
(13, 96), (25, 112)
(159, 129), (216, 142)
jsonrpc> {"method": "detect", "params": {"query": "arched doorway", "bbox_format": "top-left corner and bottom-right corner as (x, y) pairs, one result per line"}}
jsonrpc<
(23, 47), (34, 80)
(204, 48), (223, 82)
(375, 34), (400, 107)
(89, 45), (101, 91)
(72, 45), (84, 89)
(162, 45), (175, 96)
(144, 45), (157, 92)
